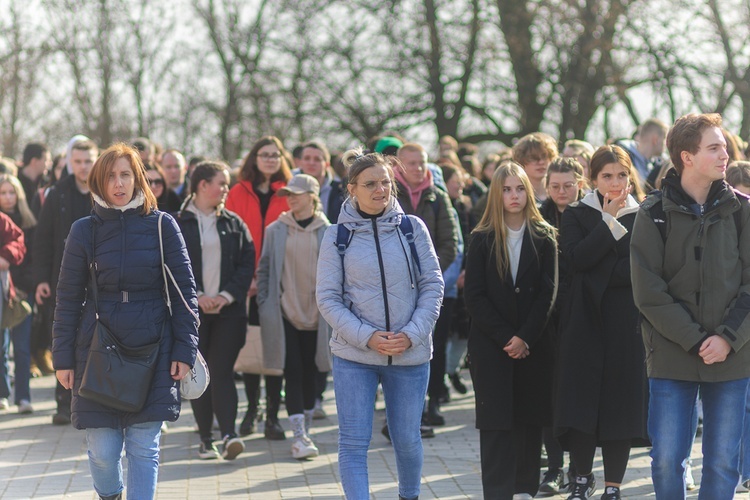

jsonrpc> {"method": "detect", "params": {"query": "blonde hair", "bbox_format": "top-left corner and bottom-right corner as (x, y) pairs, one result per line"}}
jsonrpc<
(474, 161), (555, 279)
(0, 174), (36, 229)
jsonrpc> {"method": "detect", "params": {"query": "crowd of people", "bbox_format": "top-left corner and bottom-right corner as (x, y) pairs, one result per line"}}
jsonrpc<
(0, 113), (749, 500)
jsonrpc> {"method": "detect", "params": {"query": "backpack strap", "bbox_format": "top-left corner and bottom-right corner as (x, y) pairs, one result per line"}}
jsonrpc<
(643, 191), (668, 243)
(336, 224), (353, 283)
(399, 215), (422, 275)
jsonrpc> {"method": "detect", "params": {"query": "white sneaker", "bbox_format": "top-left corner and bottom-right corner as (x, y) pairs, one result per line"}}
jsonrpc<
(512, 494), (533, 500)
(18, 400), (33, 414)
(291, 435), (319, 459)
(0, 398), (8, 410)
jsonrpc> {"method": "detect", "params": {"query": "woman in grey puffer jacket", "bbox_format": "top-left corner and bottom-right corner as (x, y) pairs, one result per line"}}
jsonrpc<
(317, 149), (444, 500)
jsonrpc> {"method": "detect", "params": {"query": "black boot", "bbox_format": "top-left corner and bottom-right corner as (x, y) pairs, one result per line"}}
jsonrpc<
(99, 493), (122, 500)
(239, 402), (258, 436)
(424, 399), (445, 426)
(264, 380), (286, 440)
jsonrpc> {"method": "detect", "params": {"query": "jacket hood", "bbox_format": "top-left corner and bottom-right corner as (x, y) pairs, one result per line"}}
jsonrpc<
(661, 168), (735, 213)
(278, 210), (329, 231)
(337, 194), (406, 229)
(580, 190), (640, 218)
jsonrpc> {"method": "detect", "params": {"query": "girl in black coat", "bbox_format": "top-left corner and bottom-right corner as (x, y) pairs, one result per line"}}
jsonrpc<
(554, 145), (648, 500)
(177, 162), (254, 461)
(538, 158), (588, 495)
(465, 161), (557, 499)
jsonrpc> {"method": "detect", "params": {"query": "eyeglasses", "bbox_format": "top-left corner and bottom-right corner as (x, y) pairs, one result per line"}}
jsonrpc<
(148, 179), (165, 187)
(358, 180), (392, 191)
(258, 153), (281, 161)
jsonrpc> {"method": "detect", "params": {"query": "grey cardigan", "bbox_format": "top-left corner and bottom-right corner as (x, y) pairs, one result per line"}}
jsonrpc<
(316, 197), (444, 366)
(256, 212), (332, 372)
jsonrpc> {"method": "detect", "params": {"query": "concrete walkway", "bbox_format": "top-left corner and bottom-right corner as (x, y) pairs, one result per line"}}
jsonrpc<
(0, 371), (744, 498)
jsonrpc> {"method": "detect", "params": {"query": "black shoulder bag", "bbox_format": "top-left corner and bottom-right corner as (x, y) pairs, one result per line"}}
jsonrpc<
(78, 218), (161, 413)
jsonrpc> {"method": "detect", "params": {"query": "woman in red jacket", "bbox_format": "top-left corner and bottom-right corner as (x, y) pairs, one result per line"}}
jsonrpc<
(226, 136), (292, 439)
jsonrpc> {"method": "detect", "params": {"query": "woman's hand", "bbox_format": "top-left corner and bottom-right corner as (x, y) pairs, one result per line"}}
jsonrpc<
(367, 331), (412, 356)
(602, 185), (631, 218)
(171, 361), (190, 381)
(503, 336), (529, 359)
(197, 295), (216, 313)
(56, 369), (74, 390)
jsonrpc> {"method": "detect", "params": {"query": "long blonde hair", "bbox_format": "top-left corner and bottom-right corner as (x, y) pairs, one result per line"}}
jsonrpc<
(0, 174), (36, 229)
(474, 161), (555, 279)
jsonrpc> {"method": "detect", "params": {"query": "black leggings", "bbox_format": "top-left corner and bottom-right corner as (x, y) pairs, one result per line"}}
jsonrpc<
(428, 298), (456, 400)
(567, 429), (631, 484)
(190, 313), (246, 441)
(282, 319), (318, 416)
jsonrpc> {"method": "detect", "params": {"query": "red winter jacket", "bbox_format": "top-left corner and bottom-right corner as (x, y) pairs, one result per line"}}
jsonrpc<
(225, 180), (289, 267)
(0, 211), (27, 300)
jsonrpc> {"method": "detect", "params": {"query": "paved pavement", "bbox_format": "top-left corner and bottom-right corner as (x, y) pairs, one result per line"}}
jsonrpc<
(0, 371), (745, 499)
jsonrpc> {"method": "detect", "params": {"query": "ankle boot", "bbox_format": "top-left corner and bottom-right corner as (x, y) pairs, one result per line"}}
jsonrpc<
(239, 402), (258, 436)
(265, 391), (286, 440)
(425, 399), (445, 426)
(99, 493), (122, 500)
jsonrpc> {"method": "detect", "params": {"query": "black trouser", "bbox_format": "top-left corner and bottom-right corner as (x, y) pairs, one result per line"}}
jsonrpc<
(543, 426), (565, 470)
(46, 301), (71, 414)
(282, 318), (317, 416)
(428, 297), (456, 401)
(315, 370), (328, 400)
(480, 423), (542, 498)
(567, 429), (631, 483)
(242, 373), (283, 419)
(190, 313), (246, 441)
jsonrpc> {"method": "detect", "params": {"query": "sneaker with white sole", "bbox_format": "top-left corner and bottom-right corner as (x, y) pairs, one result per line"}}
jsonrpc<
(198, 440), (220, 460)
(18, 400), (33, 414)
(0, 398), (8, 410)
(291, 435), (319, 459)
(221, 435), (244, 460)
(312, 398), (326, 420)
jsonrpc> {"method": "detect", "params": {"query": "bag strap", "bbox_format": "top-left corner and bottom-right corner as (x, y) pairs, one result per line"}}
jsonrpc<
(158, 212), (200, 327)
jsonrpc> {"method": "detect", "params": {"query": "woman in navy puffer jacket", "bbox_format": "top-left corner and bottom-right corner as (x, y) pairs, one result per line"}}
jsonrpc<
(53, 143), (199, 500)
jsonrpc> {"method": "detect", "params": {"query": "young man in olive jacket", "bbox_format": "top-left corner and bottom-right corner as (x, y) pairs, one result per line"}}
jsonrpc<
(631, 113), (750, 499)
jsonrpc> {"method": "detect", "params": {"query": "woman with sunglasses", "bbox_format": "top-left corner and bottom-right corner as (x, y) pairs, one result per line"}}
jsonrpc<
(145, 165), (181, 214)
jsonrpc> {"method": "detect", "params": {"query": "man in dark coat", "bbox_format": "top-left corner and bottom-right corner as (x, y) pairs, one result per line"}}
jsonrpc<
(34, 138), (97, 425)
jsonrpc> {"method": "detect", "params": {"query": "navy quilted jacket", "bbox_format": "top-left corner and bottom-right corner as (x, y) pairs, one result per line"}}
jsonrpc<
(52, 203), (199, 430)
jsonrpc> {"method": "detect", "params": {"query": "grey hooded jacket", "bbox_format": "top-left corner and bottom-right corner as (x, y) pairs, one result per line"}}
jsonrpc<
(316, 196), (444, 366)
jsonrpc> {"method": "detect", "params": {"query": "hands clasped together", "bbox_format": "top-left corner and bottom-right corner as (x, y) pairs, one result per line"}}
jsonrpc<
(368, 331), (413, 356)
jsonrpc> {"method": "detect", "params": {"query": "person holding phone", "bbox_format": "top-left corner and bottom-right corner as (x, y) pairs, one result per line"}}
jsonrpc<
(554, 145), (648, 500)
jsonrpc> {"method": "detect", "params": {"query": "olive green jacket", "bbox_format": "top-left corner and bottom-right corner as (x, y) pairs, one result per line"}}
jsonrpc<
(630, 173), (750, 382)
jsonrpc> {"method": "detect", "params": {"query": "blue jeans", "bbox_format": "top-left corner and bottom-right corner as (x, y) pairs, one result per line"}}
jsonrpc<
(0, 314), (32, 403)
(333, 355), (429, 500)
(86, 421), (162, 499)
(649, 377), (749, 499)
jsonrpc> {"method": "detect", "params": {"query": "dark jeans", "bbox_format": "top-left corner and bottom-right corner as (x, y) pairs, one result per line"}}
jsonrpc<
(190, 313), (246, 440)
(480, 423), (542, 498)
(428, 298), (455, 401)
(282, 318), (317, 416)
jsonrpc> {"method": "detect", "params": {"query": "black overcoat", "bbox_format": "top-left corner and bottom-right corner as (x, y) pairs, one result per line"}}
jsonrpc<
(465, 225), (557, 430)
(554, 196), (648, 445)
